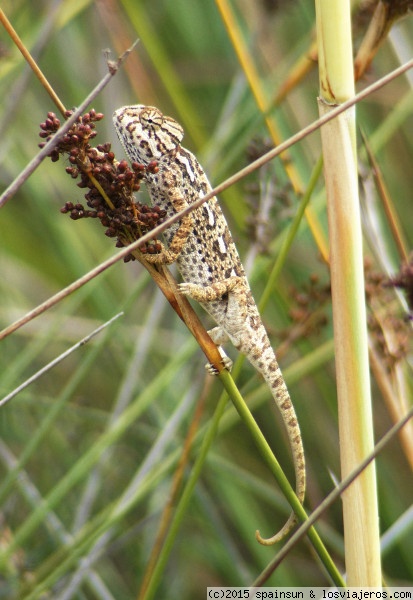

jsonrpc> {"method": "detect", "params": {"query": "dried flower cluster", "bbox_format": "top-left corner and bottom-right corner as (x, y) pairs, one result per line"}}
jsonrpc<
(286, 256), (412, 369)
(287, 273), (330, 340)
(387, 255), (413, 314)
(39, 110), (166, 261)
(365, 258), (411, 369)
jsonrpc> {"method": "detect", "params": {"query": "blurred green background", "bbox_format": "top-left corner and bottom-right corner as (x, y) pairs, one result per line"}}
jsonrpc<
(0, 1), (412, 597)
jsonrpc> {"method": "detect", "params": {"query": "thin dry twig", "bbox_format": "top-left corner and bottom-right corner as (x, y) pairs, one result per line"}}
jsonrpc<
(1, 60), (411, 340)
(252, 405), (413, 587)
(0, 7), (66, 115)
(0, 42), (138, 209)
(0, 313), (123, 408)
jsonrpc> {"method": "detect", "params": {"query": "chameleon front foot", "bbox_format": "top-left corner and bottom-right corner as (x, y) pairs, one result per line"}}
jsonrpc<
(141, 242), (176, 265)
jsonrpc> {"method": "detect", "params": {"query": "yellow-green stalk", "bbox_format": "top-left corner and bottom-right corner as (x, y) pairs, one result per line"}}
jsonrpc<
(315, 0), (382, 586)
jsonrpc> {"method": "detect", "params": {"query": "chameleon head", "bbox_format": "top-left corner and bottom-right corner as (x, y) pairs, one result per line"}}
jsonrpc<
(113, 105), (184, 164)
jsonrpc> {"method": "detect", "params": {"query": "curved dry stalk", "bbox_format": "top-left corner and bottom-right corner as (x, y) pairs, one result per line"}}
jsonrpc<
(354, 0), (413, 80)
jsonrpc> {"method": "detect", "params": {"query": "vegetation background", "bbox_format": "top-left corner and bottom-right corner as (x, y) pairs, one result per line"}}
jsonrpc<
(0, 0), (412, 598)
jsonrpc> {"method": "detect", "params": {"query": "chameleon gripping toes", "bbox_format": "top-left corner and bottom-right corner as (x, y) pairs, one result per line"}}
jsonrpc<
(113, 104), (305, 544)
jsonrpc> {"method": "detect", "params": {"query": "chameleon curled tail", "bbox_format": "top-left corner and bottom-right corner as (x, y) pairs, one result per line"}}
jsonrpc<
(243, 329), (305, 545)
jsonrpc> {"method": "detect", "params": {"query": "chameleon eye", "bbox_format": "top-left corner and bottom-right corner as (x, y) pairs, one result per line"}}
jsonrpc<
(140, 108), (163, 129)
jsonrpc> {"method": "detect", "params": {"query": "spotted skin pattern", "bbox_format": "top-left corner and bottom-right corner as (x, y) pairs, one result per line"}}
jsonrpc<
(113, 105), (305, 543)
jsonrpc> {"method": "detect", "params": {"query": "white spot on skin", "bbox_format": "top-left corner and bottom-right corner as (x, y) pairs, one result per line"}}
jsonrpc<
(178, 155), (196, 182)
(149, 137), (160, 158)
(205, 204), (215, 227)
(217, 235), (227, 254)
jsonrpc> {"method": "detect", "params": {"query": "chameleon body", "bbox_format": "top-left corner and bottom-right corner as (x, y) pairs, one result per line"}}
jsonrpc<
(113, 105), (305, 543)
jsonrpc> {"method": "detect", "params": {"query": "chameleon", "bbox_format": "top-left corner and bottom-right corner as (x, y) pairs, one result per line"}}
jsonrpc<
(113, 104), (305, 544)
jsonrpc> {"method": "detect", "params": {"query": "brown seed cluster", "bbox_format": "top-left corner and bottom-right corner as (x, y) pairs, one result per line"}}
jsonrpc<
(288, 273), (330, 338)
(386, 255), (413, 314)
(39, 110), (166, 261)
(364, 258), (411, 368)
